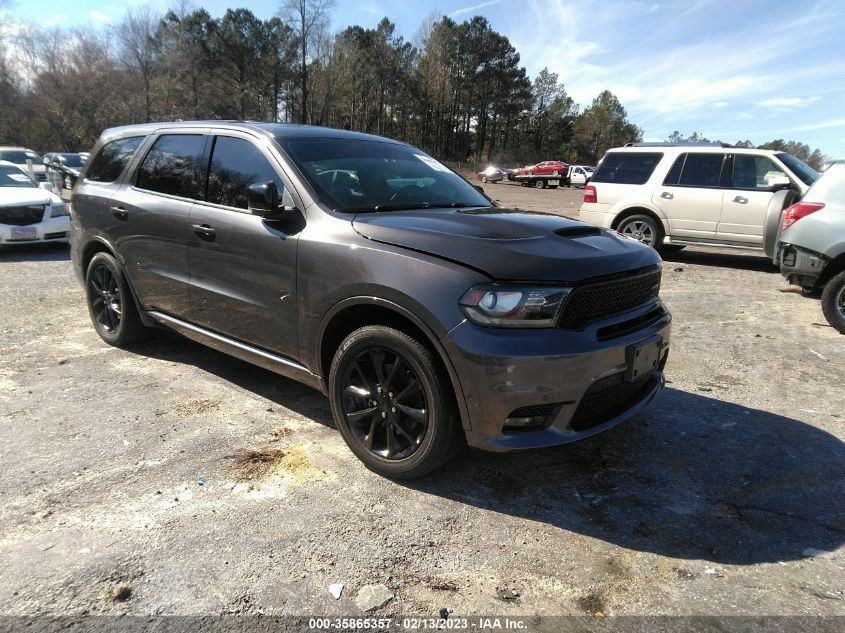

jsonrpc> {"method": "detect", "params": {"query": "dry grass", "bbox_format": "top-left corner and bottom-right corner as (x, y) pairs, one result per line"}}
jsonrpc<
(228, 444), (329, 484)
(105, 583), (132, 602)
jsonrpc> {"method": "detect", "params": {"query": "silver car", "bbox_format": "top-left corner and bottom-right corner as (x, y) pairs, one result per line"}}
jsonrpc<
(765, 161), (845, 333)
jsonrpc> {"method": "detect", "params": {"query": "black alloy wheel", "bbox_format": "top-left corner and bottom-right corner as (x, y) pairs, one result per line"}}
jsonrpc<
(85, 252), (147, 346)
(329, 326), (463, 478)
(89, 263), (123, 334)
(341, 346), (428, 460)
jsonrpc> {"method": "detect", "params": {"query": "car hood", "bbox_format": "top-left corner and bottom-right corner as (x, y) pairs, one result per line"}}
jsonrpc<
(352, 207), (660, 282)
(0, 187), (56, 206)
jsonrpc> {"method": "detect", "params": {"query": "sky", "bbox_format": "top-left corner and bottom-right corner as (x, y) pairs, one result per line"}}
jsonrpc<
(4, 0), (845, 157)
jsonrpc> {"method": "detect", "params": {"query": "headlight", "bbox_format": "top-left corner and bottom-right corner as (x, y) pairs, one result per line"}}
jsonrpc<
(459, 284), (571, 327)
(50, 203), (69, 218)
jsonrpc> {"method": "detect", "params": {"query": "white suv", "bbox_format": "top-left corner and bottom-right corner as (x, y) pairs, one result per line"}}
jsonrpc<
(579, 143), (820, 251)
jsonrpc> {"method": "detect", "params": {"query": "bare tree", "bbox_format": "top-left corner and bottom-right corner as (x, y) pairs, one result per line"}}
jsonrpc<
(114, 5), (161, 122)
(280, 0), (334, 124)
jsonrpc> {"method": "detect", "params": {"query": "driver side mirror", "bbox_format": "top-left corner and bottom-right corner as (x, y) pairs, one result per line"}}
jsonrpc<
(247, 181), (297, 220)
(768, 175), (792, 191)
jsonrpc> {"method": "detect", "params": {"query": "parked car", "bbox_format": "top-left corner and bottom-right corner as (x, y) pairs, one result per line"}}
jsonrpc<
(0, 160), (71, 245)
(763, 160), (845, 333)
(0, 147), (49, 183)
(526, 160), (568, 177)
(565, 165), (594, 187)
(71, 121), (671, 478)
(46, 152), (86, 190)
(579, 142), (819, 252)
(477, 166), (504, 183)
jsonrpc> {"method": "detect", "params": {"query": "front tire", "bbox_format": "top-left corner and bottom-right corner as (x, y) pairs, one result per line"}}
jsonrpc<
(616, 214), (664, 250)
(85, 252), (148, 346)
(820, 270), (845, 334)
(328, 326), (463, 479)
(534, 179), (546, 189)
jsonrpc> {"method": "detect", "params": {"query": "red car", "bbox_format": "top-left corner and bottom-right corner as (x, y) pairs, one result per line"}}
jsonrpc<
(525, 160), (568, 176)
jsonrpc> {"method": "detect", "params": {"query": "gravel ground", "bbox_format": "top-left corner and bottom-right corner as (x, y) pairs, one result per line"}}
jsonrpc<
(0, 185), (843, 625)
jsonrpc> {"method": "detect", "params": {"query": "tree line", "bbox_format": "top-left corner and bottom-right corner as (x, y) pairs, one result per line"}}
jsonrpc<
(0, 2), (826, 169)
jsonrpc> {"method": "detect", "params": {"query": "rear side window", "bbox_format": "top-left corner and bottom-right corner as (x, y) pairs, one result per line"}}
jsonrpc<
(85, 136), (144, 182)
(135, 134), (206, 199)
(591, 152), (663, 185)
(663, 153), (725, 188)
(206, 136), (286, 210)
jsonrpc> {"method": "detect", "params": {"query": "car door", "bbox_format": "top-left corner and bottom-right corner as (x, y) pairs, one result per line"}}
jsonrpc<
(186, 132), (302, 359)
(718, 154), (789, 244)
(109, 130), (209, 316)
(653, 152), (727, 239)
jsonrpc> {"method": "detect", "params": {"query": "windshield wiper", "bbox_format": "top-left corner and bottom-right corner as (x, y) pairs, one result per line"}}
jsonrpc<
(345, 201), (476, 213)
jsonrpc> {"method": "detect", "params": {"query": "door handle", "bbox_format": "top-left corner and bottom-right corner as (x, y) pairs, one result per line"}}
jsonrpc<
(733, 196), (748, 204)
(110, 206), (128, 220)
(192, 224), (216, 241)
(660, 192), (673, 200)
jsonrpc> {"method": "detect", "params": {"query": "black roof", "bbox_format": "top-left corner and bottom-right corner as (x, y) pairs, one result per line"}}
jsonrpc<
(98, 121), (403, 145)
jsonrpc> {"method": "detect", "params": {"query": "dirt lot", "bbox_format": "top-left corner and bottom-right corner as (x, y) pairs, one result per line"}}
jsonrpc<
(1, 183), (843, 625)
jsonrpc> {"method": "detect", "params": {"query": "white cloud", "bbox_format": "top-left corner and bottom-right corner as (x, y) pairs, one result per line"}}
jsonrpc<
(449, 0), (503, 18)
(758, 96), (821, 109)
(89, 10), (111, 24)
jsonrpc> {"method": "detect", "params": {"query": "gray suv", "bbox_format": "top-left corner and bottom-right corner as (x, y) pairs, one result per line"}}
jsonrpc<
(71, 122), (671, 478)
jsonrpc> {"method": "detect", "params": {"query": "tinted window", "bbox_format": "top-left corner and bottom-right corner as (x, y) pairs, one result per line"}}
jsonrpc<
(663, 155), (685, 185)
(86, 136), (144, 182)
(206, 136), (285, 210)
(677, 153), (724, 187)
(591, 152), (663, 185)
(279, 138), (490, 212)
(733, 155), (786, 190)
(135, 134), (206, 199)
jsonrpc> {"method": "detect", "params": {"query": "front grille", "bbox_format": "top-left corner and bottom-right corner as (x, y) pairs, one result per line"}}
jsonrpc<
(559, 266), (662, 329)
(569, 373), (654, 432)
(44, 231), (69, 240)
(0, 205), (45, 226)
(509, 404), (556, 418)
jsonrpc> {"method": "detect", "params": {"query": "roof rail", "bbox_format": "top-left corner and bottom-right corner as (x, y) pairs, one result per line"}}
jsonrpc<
(623, 141), (734, 148)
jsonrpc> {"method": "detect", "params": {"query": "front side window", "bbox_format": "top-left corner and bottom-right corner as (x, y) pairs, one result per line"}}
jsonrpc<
(279, 138), (491, 212)
(733, 155), (786, 190)
(591, 152), (663, 185)
(135, 134), (206, 199)
(86, 136), (144, 183)
(206, 136), (286, 210)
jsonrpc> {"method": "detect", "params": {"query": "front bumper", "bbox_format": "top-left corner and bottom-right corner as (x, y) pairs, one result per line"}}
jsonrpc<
(776, 242), (828, 289)
(443, 301), (671, 451)
(0, 217), (71, 245)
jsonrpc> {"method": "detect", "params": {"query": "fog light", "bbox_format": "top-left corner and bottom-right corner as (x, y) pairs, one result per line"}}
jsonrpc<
(503, 403), (559, 433)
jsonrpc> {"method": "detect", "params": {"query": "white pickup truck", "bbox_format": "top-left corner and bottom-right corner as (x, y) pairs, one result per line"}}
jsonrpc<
(564, 165), (593, 187)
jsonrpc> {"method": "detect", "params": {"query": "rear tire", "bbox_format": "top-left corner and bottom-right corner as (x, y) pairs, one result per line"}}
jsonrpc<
(85, 252), (148, 346)
(328, 326), (464, 479)
(764, 189), (799, 260)
(616, 213), (664, 250)
(820, 270), (845, 334)
(534, 179), (546, 189)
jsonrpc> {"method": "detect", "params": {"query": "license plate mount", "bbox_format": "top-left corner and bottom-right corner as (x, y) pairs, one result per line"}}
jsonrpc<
(625, 336), (662, 382)
(11, 226), (37, 241)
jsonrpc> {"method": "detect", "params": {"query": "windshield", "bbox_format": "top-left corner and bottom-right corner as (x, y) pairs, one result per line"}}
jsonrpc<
(58, 153), (84, 167)
(0, 165), (37, 188)
(776, 152), (820, 187)
(278, 137), (491, 212)
(0, 150), (44, 165)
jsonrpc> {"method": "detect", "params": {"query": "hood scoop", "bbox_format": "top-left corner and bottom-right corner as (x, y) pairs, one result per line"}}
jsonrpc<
(555, 226), (602, 238)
